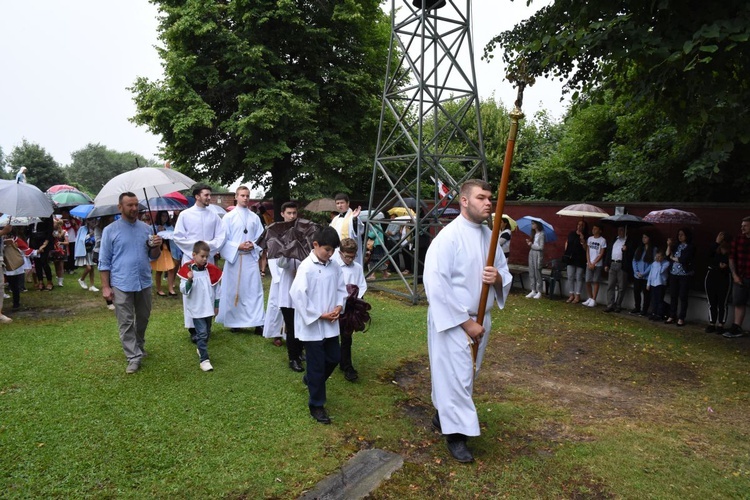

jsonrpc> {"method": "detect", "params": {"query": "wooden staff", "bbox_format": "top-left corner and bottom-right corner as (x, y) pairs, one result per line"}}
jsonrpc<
(470, 82), (527, 368)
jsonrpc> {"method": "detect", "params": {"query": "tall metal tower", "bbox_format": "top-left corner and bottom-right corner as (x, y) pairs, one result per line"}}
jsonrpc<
(367, 0), (487, 303)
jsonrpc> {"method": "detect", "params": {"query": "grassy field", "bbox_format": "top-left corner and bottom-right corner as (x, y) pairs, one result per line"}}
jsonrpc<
(1, 277), (749, 498)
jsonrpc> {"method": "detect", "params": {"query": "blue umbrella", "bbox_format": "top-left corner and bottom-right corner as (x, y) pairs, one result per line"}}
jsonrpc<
(517, 216), (557, 242)
(69, 204), (95, 219)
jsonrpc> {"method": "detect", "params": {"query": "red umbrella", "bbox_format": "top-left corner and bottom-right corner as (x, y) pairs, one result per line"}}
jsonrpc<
(164, 191), (188, 204)
(643, 209), (701, 225)
(46, 184), (79, 194)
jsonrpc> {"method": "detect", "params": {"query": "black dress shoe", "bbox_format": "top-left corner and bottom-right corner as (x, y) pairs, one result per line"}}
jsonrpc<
(446, 437), (473, 463)
(343, 368), (359, 382)
(254, 326), (264, 336)
(431, 412), (442, 433)
(289, 359), (304, 372)
(309, 406), (331, 424)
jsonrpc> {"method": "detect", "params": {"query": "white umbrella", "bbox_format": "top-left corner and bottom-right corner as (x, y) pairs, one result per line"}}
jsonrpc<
(0, 215), (42, 226)
(94, 167), (197, 207)
(0, 181), (55, 217)
(556, 203), (608, 218)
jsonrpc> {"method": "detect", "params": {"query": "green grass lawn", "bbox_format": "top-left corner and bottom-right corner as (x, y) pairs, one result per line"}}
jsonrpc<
(1, 278), (749, 498)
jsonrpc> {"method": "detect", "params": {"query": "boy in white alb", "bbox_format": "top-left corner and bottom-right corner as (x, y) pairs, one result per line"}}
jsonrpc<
(332, 237), (367, 382)
(177, 241), (222, 372)
(289, 226), (348, 424)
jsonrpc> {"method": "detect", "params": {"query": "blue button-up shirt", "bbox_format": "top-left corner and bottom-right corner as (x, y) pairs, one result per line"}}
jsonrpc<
(98, 218), (156, 292)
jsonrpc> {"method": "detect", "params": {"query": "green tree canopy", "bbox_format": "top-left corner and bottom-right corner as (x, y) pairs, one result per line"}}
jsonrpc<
(131, 0), (390, 208)
(7, 140), (67, 191)
(67, 144), (156, 196)
(486, 0), (750, 201)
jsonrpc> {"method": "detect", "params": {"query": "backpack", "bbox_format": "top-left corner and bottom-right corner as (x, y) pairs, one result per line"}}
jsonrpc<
(339, 284), (372, 336)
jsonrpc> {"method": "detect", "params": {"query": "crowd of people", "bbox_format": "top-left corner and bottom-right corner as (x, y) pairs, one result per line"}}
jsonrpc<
(537, 217), (750, 337)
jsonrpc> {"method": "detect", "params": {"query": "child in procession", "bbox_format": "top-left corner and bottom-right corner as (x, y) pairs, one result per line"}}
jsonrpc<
(332, 237), (368, 382)
(289, 227), (348, 424)
(177, 241), (222, 372)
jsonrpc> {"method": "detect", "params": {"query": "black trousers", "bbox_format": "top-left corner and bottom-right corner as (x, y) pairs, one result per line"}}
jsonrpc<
(668, 274), (691, 321)
(340, 333), (354, 371)
(280, 307), (303, 361)
(705, 269), (731, 325)
(34, 249), (52, 283)
(6, 273), (24, 308)
(304, 337), (340, 407)
(633, 278), (650, 314)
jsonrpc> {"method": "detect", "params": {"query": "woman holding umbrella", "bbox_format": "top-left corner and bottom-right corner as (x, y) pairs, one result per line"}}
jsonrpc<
(525, 220), (545, 299)
(150, 211), (177, 296)
(563, 220), (589, 304)
(665, 227), (696, 326)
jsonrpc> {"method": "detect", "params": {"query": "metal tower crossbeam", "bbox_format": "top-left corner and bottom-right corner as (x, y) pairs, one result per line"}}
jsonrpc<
(367, 0), (487, 303)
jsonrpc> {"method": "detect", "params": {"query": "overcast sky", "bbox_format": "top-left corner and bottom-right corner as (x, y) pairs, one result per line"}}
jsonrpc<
(0, 0), (565, 170)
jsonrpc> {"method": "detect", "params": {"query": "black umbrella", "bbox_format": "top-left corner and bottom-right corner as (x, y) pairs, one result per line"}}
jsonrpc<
(257, 218), (320, 261)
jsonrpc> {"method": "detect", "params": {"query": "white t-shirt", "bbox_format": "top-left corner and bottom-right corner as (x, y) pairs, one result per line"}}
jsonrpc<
(586, 236), (607, 267)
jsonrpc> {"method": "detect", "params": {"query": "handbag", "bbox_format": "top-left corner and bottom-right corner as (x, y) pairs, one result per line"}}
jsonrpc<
(3, 242), (24, 272)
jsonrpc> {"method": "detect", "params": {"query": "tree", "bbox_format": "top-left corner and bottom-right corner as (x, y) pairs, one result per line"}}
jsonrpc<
(0, 146), (9, 180)
(67, 144), (157, 196)
(7, 140), (67, 191)
(130, 0), (391, 211)
(486, 1), (750, 200)
(520, 100), (616, 201)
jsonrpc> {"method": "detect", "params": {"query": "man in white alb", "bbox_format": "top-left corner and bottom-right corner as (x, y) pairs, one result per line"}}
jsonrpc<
(423, 179), (512, 463)
(329, 193), (365, 268)
(172, 184), (226, 334)
(216, 186), (265, 334)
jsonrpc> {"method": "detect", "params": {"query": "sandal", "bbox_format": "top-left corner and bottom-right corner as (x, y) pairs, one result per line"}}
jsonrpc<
(157, 291), (167, 297)
(168, 291), (178, 296)
(665, 318), (675, 324)
(45, 284), (54, 291)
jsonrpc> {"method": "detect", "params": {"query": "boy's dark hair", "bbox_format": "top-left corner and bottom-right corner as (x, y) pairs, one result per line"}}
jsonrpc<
(281, 201), (297, 212)
(334, 193), (349, 202)
(313, 226), (341, 248)
(191, 183), (211, 197)
(193, 241), (210, 254)
(339, 237), (358, 254)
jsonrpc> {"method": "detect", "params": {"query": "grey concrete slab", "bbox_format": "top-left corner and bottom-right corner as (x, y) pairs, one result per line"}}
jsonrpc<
(299, 449), (404, 500)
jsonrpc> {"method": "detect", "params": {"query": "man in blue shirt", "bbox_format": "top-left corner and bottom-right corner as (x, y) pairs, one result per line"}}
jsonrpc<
(99, 192), (162, 374)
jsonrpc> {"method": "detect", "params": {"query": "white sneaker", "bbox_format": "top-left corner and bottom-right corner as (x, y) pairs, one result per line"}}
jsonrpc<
(200, 360), (214, 372)
(586, 299), (596, 307)
(2, 293), (9, 299)
(107, 304), (116, 311)
(57, 279), (64, 287)
(533, 291), (542, 299)
(525, 291), (536, 298)
(89, 285), (99, 292)
(0, 314), (12, 324)
(78, 279), (88, 289)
